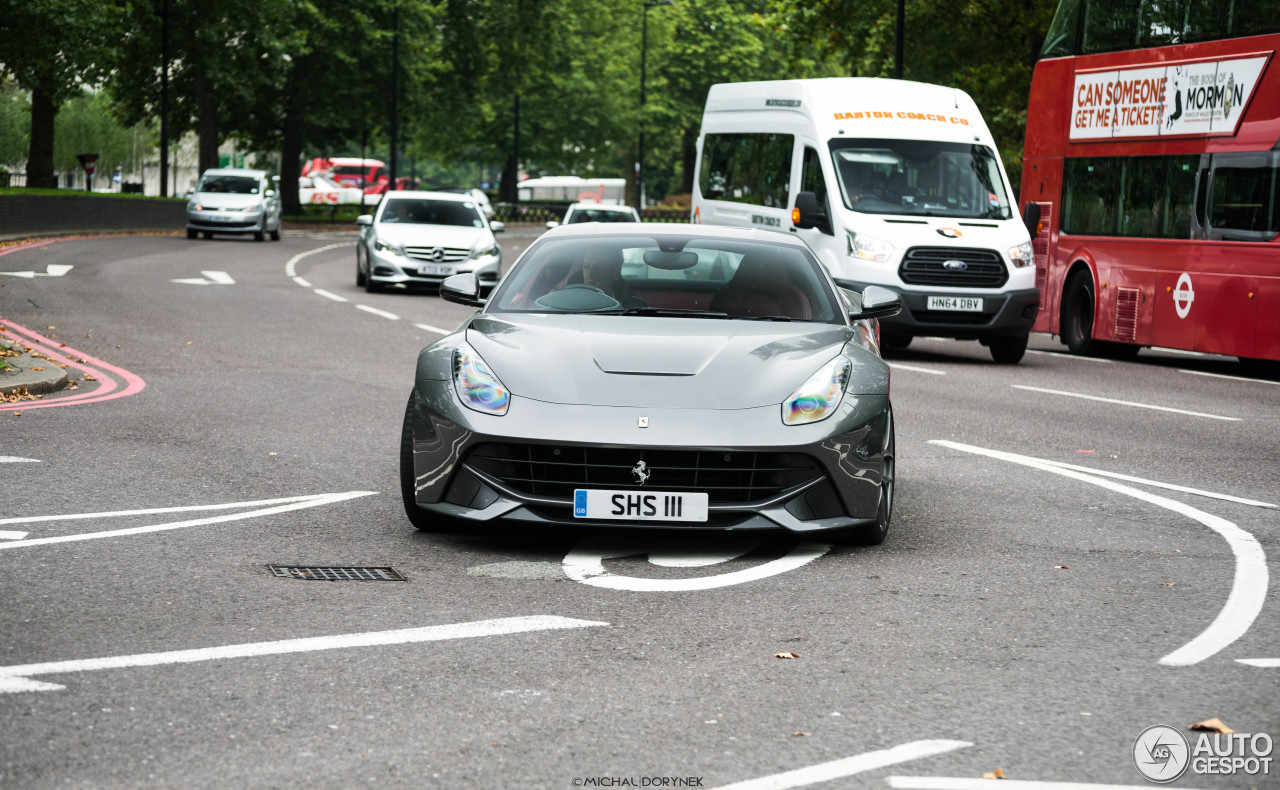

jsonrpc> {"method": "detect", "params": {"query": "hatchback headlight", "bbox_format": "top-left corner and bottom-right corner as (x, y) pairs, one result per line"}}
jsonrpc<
(374, 237), (405, 256)
(453, 343), (509, 415)
(782, 356), (851, 425)
(1008, 240), (1033, 268)
(846, 230), (893, 262)
(189, 202), (203, 211)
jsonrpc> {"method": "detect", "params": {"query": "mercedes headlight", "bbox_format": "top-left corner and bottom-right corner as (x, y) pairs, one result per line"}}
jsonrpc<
(470, 241), (501, 262)
(846, 230), (893, 262)
(374, 237), (405, 256)
(782, 356), (851, 425)
(1008, 240), (1033, 268)
(452, 343), (509, 415)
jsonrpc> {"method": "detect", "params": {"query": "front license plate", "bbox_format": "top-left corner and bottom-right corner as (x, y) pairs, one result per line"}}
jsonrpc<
(417, 264), (453, 276)
(573, 489), (709, 522)
(926, 296), (984, 312)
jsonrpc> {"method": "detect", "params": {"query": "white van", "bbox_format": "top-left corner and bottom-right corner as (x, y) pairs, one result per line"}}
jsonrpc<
(692, 78), (1040, 363)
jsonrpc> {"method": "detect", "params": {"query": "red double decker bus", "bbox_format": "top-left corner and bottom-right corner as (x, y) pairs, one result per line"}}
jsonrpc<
(1021, 0), (1279, 366)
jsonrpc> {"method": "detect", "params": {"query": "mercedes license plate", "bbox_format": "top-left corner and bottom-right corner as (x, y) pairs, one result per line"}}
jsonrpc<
(573, 489), (709, 522)
(926, 296), (984, 312)
(417, 264), (453, 276)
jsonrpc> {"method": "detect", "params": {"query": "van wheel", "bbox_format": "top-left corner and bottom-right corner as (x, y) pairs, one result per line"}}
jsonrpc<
(1062, 269), (1097, 355)
(989, 334), (1028, 364)
(881, 332), (912, 352)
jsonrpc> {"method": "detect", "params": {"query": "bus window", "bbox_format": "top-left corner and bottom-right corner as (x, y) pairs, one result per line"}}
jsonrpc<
(1207, 153), (1280, 242)
(1063, 156), (1197, 238)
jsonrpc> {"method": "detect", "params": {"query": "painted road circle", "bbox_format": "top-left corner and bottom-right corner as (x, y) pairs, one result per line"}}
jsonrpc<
(563, 535), (830, 591)
(1174, 273), (1195, 319)
(1132, 724), (1190, 783)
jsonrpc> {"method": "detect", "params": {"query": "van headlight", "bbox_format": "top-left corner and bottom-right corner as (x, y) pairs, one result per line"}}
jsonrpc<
(846, 230), (893, 262)
(782, 356), (851, 425)
(1008, 241), (1033, 268)
(453, 343), (510, 415)
(374, 237), (406, 257)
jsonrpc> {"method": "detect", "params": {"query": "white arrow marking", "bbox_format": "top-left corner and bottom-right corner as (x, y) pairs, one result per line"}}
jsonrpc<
(0, 264), (74, 278)
(170, 270), (234, 285)
(0, 531), (29, 540)
(1236, 658), (1280, 667)
(889, 777), (1213, 790)
(0, 490), (376, 550)
(708, 740), (972, 790)
(0, 456), (40, 463)
(0, 615), (609, 694)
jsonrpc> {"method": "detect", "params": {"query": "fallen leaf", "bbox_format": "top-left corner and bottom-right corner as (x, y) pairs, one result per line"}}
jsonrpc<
(981, 768), (1006, 780)
(116, 345), (122, 349)
(30, 367), (44, 371)
(268, 452), (278, 456)
(12, 411), (20, 416)
(1054, 565), (1069, 570)
(773, 652), (800, 659)
(46, 326), (55, 330)
(792, 731), (811, 737)
(59, 343), (66, 348)
(83, 374), (97, 381)
(186, 341), (194, 345)
(1162, 583), (1178, 587)
(1189, 718), (1234, 733)
(85, 334), (92, 338)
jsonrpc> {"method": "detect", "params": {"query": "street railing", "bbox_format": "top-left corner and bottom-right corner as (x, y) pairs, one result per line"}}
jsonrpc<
(492, 202), (690, 225)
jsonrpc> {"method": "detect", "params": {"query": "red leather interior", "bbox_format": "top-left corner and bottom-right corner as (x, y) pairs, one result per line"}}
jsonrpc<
(709, 256), (811, 319)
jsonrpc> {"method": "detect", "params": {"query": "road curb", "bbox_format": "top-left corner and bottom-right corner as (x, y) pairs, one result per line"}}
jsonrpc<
(0, 340), (69, 398)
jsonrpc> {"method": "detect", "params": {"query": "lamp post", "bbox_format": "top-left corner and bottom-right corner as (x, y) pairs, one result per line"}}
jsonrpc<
(638, 0), (673, 210)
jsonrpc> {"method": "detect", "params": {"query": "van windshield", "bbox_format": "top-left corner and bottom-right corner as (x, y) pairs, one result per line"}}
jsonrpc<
(829, 139), (1011, 219)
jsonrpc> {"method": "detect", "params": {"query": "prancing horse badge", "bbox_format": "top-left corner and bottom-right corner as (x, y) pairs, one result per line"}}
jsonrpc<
(637, 417), (649, 428)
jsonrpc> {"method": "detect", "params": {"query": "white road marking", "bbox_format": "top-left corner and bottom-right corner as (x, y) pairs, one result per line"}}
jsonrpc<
(0, 493), (361, 526)
(313, 289), (348, 302)
(1151, 346), (1206, 356)
(355, 304), (400, 320)
(0, 531), (29, 540)
(889, 777), (1212, 790)
(1236, 658), (1280, 667)
(887, 362), (946, 375)
(930, 441), (1268, 667)
(0, 615), (609, 694)
(0, 264), (74, 278)
(709, 740), (971, 790)
(1011, 385), (1240, 421)
(1181, 369), (1280, 386)
(0, 456), (40, 463)
(564, 537), (830, 591)
(291, 276), (312, 288)
(1028, 459), (1277, 511)
(1024, 349), (1113, 364)
(284, 242), (350, 277)
(171, 270), (235, 286)
(0, 491), (376, 550)
(414, 322), (451, 335)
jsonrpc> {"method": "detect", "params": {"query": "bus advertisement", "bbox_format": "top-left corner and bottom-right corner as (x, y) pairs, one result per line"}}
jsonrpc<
(1021, 0), (1279, 366)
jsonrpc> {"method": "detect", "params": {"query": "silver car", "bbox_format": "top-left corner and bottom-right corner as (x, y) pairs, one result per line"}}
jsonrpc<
(185, 168), (283, 241)
(356, 191), (505, 293)
(400, 223), (902, 544)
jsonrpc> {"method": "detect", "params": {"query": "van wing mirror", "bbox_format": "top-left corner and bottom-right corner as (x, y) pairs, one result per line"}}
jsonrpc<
(850, 285), (902, 321)
(1023, 201), (1042, 237)
(792, 192), (821, 230)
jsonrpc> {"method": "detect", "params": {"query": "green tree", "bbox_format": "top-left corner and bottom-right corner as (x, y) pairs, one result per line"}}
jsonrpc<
(0, 79), (29, 169)
(54, 89), (154, 181)
(0, 0), (129, 187)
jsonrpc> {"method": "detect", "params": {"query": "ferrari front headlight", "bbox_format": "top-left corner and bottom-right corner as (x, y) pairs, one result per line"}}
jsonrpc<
(452, 343), (509, 415)
(782, 356), (851, 425)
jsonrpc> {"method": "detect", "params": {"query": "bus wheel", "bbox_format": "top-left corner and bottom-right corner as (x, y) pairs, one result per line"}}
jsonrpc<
(1062, 269), (1097, 355)
(989, 334), (1028, 364)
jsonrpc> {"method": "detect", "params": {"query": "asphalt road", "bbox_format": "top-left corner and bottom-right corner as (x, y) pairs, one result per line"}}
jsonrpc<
(1, 231), (1277, 790)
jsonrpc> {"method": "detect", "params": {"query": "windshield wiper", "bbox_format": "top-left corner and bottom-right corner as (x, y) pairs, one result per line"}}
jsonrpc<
(606, 306), (731, 319)
(737, 314), (794, 322)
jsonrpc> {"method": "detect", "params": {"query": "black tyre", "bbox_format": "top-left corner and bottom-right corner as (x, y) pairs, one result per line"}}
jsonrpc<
(356, 263), (367, 287)
(254, 230), (265, 242)
(186, 228), (197, 240)
(364, 276), (380, 293)
(201, 231), (213, 239)
(270, 227), (281, 241)
(840, 407), (894, 546)
(881, 332), (912, 351)
(1062, 269), (1098, 355)
(989, 333), (1029, 364)
(400, 391), (446, 532)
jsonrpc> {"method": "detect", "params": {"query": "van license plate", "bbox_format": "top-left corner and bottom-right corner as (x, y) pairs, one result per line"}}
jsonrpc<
(574, 489), (709, 522)
(927, 296), (984, 312)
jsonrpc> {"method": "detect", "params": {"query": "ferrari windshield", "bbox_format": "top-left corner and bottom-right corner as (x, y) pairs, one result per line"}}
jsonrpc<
(379, 199), (485, 227)
(490, 234), (842, 323)
(830, 138), (1012, 219)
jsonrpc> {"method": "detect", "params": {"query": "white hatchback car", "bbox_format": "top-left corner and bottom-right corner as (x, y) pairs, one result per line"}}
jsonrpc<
(355, 191), (505, 293)
(186, 168), (283, 241)
(547, 202), (641, 228)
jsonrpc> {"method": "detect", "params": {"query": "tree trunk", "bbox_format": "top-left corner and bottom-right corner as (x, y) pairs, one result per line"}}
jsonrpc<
(680, 126), (698, 196)
(499, 152), (518, 204)
(26, 83), (58, 189)
(278, 57), (307, 216)
(623, 150), (639, 210)
(196, 74), (219, 174)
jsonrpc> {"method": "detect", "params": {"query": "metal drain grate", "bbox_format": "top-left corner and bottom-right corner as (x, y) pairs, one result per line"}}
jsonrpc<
(268, 565), (406, 581)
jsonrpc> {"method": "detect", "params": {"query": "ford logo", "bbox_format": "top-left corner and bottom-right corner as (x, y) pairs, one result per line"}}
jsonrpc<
(943, 260), (968, 272)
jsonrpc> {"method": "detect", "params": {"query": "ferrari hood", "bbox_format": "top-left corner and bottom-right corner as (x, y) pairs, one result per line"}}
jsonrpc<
(464, 313), (883, 409)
